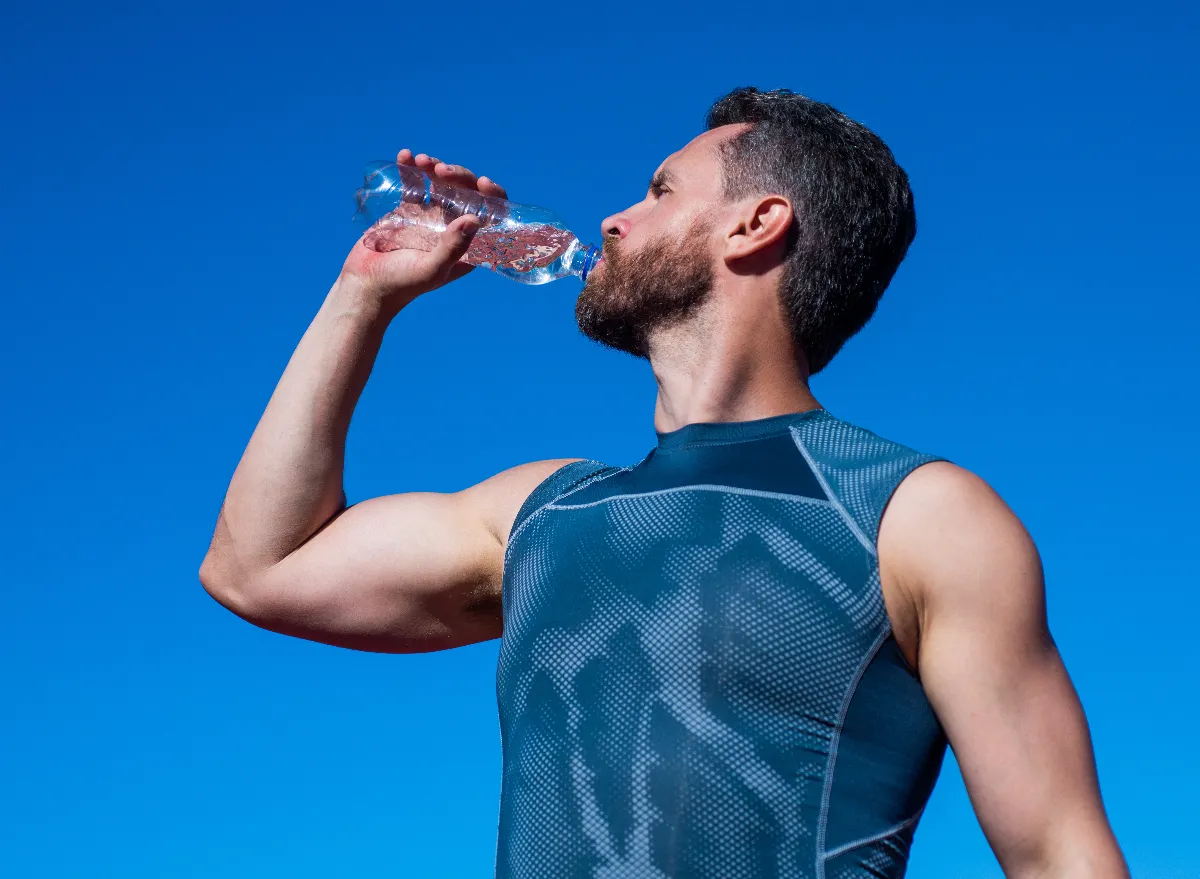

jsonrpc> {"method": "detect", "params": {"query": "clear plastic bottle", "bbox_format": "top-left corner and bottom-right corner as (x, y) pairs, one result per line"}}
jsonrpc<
(353, 160), (602, 285)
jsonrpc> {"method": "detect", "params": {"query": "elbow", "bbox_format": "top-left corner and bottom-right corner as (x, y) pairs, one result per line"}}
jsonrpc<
(1008, 824), (1129, 879)
(198, 554), (223, 599)
(198, 552), (257, 618)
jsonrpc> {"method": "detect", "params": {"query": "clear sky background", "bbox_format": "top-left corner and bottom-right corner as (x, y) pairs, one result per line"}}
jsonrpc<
(1, 1), (1196, 876)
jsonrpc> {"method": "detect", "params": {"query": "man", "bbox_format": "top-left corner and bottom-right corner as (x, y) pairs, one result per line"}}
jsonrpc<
(200, 88), (1127, 878)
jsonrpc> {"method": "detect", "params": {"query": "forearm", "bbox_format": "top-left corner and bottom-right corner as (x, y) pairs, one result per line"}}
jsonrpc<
(201, 276), (393, 586)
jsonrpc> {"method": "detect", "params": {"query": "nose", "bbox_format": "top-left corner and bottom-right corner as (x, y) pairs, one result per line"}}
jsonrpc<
(600, 211), (631, 242)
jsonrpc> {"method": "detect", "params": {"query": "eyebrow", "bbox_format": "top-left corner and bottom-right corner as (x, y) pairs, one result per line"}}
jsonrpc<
(648, 168), (677, 191)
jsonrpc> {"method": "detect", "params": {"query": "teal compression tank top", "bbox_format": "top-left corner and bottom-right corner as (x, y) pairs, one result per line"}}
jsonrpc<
(495, 410), (948, 879)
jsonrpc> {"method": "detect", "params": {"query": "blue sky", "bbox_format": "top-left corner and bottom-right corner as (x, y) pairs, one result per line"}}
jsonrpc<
(1, 1), (1196, 876)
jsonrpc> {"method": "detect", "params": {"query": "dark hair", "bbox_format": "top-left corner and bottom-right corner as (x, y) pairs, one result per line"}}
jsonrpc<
(706, 87), (917, 374)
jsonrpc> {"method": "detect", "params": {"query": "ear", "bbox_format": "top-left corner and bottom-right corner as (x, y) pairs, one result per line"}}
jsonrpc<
(721, 195), (793, 264)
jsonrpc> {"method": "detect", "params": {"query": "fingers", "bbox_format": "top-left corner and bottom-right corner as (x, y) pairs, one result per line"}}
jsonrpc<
(395, 148), (507, 199)
(396, 148), (438, 167)
(434, 160), (479, 189)
(477, 175), (508, 199)
(429, 214), (481, 280)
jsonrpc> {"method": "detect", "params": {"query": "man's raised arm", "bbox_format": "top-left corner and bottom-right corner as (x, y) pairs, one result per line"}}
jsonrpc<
(199, 150), (574, 653)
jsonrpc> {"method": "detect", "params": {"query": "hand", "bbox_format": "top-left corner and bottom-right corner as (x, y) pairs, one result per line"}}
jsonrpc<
(338, 149), (510, 312)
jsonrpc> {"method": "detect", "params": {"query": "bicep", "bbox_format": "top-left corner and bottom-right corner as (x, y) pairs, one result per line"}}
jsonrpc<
(247, 491), (502, 652)
(231, 459), (579, 653)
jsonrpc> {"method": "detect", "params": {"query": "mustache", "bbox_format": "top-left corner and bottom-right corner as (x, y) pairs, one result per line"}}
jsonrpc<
(601, 237), (624, 263)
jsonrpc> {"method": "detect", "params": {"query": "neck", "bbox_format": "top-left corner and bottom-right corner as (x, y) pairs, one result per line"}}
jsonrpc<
(647, 291), (821, 433)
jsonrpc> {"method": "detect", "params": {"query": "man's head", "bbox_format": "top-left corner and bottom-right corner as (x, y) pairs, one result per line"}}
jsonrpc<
(576, 87), (917, 375)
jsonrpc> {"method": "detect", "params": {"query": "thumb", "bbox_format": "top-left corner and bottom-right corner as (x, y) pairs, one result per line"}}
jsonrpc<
(430, 214), (482, 277)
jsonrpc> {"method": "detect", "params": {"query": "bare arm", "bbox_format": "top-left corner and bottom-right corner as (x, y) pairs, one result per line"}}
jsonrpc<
(880, 463), (1127, 878)
(203, 454), (575, 653)
(199, 151), (576, 652)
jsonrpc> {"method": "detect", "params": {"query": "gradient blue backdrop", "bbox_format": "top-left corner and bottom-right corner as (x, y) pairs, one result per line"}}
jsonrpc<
(1, 1), (1196, 876)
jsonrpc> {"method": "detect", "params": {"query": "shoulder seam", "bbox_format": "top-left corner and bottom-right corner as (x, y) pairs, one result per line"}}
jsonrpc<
(503, 464), (625, 568)
(789, 426), (876, 556)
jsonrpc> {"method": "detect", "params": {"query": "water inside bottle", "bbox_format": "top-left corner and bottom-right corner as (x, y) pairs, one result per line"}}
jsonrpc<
(363, 206), (577, 274)
(468, 225), (577, 272)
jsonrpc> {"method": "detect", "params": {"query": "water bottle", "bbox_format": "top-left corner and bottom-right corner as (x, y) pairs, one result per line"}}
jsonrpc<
(353, 161), (602, 285)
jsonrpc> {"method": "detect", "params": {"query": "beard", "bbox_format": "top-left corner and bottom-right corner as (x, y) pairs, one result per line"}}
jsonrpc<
(575, 217), (715, 359)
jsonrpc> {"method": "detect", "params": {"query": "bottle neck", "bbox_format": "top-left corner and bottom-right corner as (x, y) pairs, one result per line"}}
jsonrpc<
(568, 243), (602, 282)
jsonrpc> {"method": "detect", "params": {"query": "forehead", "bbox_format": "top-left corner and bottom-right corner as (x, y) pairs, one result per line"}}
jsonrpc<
(657, 124), (750, 192)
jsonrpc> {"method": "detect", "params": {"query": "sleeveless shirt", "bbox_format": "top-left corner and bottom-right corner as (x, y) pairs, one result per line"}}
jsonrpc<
(495, 410), (947, 879)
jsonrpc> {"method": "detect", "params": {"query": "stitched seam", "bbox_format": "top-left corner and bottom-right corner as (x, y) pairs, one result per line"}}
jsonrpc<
(502, 465), (627, 570)
(546, 484), (835, 511)
(822, 808), (925, 861)
(790, 427), (875, 556)
(815, 626), (891, 879)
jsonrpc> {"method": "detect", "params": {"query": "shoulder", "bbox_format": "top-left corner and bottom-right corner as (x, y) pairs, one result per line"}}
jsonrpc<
(453, 458), (600, 548)
(462, 458), (619, 548)
(880, 461), (1033, 556)
(879, 461), (1043, 617)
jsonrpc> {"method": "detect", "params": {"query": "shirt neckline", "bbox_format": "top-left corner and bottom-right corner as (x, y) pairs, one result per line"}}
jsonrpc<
(655, 408), (825, 451)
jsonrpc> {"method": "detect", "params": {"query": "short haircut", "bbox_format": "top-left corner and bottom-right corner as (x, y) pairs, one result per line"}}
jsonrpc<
(706, 87), (917, 374)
